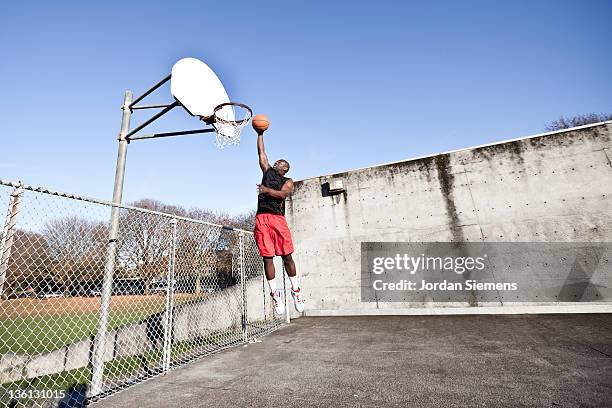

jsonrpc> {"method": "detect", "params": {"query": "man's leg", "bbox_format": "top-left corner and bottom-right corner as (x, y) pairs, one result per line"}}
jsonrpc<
(282, 254), (304, 312)
(255, 215), (284, 314)
(263, 256), (277, 292)
(263, 256), (284, 314)
(282, 254), (298, 288)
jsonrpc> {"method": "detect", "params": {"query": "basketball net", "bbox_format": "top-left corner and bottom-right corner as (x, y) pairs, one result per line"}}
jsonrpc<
(213, 103), (252, 149)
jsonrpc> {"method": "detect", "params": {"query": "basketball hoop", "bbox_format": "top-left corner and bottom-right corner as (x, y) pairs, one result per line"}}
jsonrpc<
(212, 102), (252, 148)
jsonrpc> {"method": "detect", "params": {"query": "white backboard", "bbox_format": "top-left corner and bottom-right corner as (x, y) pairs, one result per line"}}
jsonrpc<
(170, 58), (231, 118)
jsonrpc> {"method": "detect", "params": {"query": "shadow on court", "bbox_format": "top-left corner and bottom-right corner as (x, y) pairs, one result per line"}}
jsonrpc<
(95, 314), (612, 408)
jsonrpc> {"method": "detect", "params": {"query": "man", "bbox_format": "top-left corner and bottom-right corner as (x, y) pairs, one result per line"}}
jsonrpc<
(254, 129), (304, 315)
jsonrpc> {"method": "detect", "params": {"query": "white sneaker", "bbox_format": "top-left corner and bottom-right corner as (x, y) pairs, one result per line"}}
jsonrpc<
(271, 290), (285, 315)
(291, 288), (305, 313)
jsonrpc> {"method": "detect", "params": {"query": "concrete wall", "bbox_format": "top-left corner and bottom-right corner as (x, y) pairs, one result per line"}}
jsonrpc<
(285, 122), (612, 315)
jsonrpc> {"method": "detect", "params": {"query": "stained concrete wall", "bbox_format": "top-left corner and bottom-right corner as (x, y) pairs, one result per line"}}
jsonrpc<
(285, 122), (612, 315)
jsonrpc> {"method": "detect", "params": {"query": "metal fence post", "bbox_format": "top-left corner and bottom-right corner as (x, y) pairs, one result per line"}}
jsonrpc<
(90, 91), (133, 397)
(239, 231), (248, 342)
(0, 182), (23, 298)
(163, 218), (178, 372)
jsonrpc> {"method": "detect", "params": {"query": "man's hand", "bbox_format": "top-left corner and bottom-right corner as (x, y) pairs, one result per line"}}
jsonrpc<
(199, 115), (214, 125)
(257, 184), (270, 195)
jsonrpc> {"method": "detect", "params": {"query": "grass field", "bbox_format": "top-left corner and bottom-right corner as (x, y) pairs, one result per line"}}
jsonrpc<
(0, 293), (209, 355)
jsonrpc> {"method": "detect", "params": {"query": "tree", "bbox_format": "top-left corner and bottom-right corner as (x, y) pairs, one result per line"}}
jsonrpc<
(4, 230), (52, 296)
(116, 199), (189, 294)
(43, 217), (107, 295)
(115, 199), (256, 294)
(227, 208), (257, 231)
(545, 113), (612, 131)
(187, 208), (256, 231)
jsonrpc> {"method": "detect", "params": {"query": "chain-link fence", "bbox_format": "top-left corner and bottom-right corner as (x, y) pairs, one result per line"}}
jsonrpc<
(0, 179), (284, 407)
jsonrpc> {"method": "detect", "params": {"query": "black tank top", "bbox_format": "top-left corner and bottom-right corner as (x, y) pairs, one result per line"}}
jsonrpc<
(257, 167), (289, 215)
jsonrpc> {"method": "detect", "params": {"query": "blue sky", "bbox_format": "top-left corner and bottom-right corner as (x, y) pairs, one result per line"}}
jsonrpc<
(1, 0), (611, 215)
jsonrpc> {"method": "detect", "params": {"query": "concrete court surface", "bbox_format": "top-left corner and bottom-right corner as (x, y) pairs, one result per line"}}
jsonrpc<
(95, 314), (612, 408)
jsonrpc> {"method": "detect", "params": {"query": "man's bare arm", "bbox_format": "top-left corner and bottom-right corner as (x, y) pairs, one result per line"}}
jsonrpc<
(257, 133), (270, 172)
(257, 179), (294, 199)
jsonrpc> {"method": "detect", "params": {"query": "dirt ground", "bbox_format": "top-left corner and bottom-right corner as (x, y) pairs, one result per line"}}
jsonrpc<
(0, 293), (206, 319)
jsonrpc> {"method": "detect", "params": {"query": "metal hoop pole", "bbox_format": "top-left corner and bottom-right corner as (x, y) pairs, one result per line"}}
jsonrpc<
(90, 90), (133, 397)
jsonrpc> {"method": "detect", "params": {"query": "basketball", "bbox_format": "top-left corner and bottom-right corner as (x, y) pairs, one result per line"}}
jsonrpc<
(252, 114), (270, 133)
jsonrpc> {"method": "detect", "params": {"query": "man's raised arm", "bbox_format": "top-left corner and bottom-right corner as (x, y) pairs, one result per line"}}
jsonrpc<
(258, 179), (294, 200)
(257, 133), (270, 172)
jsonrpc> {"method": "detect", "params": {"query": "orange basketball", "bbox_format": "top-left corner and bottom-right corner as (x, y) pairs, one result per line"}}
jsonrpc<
(252, 114), (270, 132)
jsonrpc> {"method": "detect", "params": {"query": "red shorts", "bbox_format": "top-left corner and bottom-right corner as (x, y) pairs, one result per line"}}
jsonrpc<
(253, 213), (294, 257)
